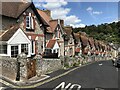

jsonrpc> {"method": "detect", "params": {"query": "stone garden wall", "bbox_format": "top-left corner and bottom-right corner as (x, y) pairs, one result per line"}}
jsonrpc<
(37, 58), (62, 75)
(0, 56), (17, 80)
(0, 56), (17, 72)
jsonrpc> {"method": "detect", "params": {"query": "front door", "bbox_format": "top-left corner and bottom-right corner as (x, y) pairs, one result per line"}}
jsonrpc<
(11, 46), (18, 58)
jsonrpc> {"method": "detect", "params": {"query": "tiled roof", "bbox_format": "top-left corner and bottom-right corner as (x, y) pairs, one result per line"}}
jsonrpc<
(88, 37), (94, 48)
(94, 40), (99, 50)
(80, 35), (88, 47)
(101, 44), (106, 51)
(64, 26), (72, 37)
(83, 48), (89, 54)
(1, 2), (31, 18)
(37, 9), (59, 33)
(49, 20), (58, 32)
(0, 25), (20, 41)
(90, 50), (95, 54)
(37, 9), (51, 26)
(75, 48), (80, 52)
(74, 33), (80, 40)
(46, 39), (56, 49)
(95, 51), (100, 55)
(98, 41), (102, 49)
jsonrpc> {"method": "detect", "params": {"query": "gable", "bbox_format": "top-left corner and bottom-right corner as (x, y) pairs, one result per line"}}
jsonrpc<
(1, 2), (48, 26)
(53, 41), (59, 50)
(7, 28), (31, 44)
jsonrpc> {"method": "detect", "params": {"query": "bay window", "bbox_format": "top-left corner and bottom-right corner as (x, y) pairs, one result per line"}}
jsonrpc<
(21, 44), (28, 55)
(11, 46), (18, 57)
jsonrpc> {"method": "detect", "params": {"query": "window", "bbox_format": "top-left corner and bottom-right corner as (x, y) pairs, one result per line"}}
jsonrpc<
(11, 46), (18, 57)
(53, 49), (56, 53)
(26, 15), (34, 30)
(69, 48), (73, 55)
(0, 45), (7, 54)
(69, 37), (72, 44)
(45, 49), (52, 54)
(55, 28), (60, 39)
(21, 44), (28, 55)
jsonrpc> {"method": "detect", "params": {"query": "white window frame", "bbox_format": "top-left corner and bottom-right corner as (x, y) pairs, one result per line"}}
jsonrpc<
(26, 13), (34, 29)
(11, 45), (19, 58)
(21, 44), (28, 55)
(55, 28), (60, 39)
(0, 44), (7, 54)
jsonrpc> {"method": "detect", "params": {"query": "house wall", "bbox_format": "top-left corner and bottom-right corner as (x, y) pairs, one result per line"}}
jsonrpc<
(46, 33), (53, 43)
(65, 35), (75, 56)
(19, 7), (44, 35)
(59, 42), (64, 56)
(22, 7), (44, 53)
(57, 34), (64, 56)
(75, 40), (82, 56)
(45, 24), (64, 57)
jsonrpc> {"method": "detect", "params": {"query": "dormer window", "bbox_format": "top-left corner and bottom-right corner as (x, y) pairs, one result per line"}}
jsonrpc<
(55, 28), (60, 39)
(26, 16), (34, 29)
(24, 13), (35, 30)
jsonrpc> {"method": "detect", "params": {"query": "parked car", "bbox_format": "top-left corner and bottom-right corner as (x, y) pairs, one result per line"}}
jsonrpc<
(112, 57), (120, 68)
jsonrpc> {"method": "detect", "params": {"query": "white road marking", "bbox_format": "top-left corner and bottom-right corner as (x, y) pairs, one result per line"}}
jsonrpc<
(99, 63), (103, 66)
(53, 82), (81, 90)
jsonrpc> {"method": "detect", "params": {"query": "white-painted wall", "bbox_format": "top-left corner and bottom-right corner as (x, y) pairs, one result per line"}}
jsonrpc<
(53, 42), (59, 50)
(52, 41), (60, 56)
(6, 28), (31, 57)
(8, 28), (30, 44)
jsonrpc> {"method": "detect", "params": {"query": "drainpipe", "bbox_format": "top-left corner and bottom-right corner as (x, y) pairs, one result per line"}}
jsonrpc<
(62, 34), (66, 68)
(44, 27), (46, 50)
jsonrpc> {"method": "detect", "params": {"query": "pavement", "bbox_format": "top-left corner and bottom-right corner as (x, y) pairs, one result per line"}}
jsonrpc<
(0, 60), (110, 89)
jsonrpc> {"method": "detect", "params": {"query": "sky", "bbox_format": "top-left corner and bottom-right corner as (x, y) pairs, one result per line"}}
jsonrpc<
(33, 1), (119, 28)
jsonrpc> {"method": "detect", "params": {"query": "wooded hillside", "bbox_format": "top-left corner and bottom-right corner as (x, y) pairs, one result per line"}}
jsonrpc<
(73, 21), (120, 44)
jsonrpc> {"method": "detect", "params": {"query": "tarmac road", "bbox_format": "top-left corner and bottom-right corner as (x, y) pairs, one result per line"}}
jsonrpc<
(37, 60), (119, 89)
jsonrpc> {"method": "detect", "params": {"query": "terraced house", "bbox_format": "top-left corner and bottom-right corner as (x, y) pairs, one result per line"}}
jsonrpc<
(74, 33), (82, 56)
(88, 37), (96, 56)
(64, 26), (75, 57)
(37, 9), (65, 58)
(0, 2), (48, 58)
(80, 32), (90, 56)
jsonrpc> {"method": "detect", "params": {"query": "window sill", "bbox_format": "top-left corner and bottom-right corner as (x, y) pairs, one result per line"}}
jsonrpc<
(26, 28), (35, 32)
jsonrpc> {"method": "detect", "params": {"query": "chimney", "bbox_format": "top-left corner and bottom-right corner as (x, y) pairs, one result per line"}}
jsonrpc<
(60, 20), (64, 27)
(43, 10), (51, 17)
(20, 0), (28, 3)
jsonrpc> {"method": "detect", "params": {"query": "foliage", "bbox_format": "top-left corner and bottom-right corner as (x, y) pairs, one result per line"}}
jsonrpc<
(73, 21), (120, 44)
